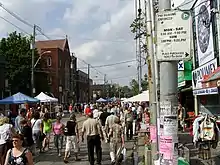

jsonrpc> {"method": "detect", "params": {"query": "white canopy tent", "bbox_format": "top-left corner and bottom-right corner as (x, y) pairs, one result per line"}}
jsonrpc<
(35, 92), (58, 103)
(123, 90), (149, 102)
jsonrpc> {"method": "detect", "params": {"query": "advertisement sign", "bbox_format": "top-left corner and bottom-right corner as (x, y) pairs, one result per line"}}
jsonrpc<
(195, 0), (215, 66)
(192, 58), (217, 90)
(163, 116), (178, 136)
(193, 87), (218, 95)
(156, 10), (192, 61)
(159, 136), (173, 160)
(150, 125), (157, 142)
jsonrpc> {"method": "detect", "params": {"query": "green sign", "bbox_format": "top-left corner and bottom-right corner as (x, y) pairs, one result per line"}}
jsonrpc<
(178, 61), (192, 88)
(178, 71), (185, 87)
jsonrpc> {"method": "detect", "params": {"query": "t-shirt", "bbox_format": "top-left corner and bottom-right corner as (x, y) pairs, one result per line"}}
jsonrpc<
(15, 116), (24, 133)
(43, 119), (52, 133)
(85, 108), (91, 115)
(99, 112), (109, 126)
(66, 121), (77, 136)
(0, 123), (12, 145)
(31, 119), (42, 132)
(93, 109), (99, 119)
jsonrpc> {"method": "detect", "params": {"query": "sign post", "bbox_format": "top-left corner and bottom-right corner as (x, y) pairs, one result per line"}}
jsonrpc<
(157, 1), (192, 165)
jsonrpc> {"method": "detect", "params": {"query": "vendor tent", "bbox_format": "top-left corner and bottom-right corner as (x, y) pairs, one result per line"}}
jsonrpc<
(123, 90), (149, 102)
(96, 98), (107, 102)
(0, 92), (39, 104)
(35, 92), (58, 103)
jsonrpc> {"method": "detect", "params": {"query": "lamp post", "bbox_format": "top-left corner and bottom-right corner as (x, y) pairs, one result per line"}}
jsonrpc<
(31, 50), (51, 96)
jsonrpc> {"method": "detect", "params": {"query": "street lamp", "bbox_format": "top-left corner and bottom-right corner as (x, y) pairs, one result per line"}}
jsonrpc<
(31, 50), (51, 96)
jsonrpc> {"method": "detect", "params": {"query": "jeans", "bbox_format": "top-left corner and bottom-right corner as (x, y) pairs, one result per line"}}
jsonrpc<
(54, 134), (64, 153)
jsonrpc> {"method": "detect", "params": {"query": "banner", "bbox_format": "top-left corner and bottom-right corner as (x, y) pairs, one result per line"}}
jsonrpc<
(195, 0), (215, 66)
(159, 136), (173, 160)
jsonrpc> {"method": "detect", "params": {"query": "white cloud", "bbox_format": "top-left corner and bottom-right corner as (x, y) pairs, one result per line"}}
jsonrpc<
(0, 0), (143, 85)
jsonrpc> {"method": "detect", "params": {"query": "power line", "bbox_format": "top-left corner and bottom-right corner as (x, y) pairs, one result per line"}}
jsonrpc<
(0, 16), (30, 35)
(78, 59), (136, 69)
(0, 2), (50, 40)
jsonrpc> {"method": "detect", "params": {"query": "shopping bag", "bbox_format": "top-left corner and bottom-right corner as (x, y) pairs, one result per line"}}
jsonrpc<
(117, 147), (126, 162)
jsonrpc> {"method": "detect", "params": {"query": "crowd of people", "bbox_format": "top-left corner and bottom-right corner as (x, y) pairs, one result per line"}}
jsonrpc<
(0, 102), (149, 165)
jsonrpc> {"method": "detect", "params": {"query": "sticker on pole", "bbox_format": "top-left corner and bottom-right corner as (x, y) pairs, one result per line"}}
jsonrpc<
(156, 10), (192, 61)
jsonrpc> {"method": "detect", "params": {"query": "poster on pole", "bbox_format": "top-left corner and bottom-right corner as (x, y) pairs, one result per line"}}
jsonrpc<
(156, 10), (192, 61)
(163, 116), (178, 136)
(159, 136), (173, 160)
(150, 125), (157, 142)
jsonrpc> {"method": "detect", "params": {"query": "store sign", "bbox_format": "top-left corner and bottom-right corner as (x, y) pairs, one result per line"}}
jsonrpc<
(193, 87), (218, 95)
(156, 10), (192, 61)
(195, 0), (215, 66)
(192, 58), (217, 90)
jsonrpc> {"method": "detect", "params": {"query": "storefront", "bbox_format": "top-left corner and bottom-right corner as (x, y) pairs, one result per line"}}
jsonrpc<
(192, 58), (219, 116)
(178, 61), (194, 112)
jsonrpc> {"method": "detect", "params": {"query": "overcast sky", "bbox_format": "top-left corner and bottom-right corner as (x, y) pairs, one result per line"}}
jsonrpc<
(0, 0), (191, 86)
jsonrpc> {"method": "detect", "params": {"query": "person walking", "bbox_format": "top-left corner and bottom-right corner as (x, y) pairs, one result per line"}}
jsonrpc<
(63, 114), (80, 163)
(31, 112), (43, 153)
(20, 120), (35, 155)
(53, 116), (64, 157)
(124, 108), (134, 140)
(15, 109), (26, 134)
(42, 113), (52, 151)
(108, 118), (125, 165)
(81, 112), (103, 165)
(4, 134), (34, 165)
(0, 117), (16, 165)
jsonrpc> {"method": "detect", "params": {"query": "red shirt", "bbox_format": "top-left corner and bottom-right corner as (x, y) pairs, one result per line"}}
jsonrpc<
(85, 107), (91, 115)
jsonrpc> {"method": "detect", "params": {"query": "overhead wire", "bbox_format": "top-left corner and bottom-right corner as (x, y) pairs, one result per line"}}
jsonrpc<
(78, 59), (136, 69)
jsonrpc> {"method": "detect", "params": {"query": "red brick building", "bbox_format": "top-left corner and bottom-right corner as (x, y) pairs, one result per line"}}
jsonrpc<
(36, 38), (72, 103)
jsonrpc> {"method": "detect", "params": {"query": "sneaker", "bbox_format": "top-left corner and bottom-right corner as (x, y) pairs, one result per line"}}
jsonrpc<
(63, 159), (68, 164)
(58, 153), (61, 157)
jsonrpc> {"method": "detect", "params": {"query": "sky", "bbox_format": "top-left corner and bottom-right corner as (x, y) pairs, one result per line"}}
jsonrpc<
(0, 0), (191, 86)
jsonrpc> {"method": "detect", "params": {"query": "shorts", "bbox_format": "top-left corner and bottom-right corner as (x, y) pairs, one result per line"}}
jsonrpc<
(65, 136), (78, 153)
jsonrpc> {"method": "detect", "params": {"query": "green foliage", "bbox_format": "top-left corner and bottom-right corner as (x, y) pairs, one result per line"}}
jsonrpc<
(0, 31), (49, 95)
(129, 74), (148, 96)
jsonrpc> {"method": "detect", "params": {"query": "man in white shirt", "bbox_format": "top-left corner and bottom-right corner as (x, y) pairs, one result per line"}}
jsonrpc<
(15, 109), (25, 133)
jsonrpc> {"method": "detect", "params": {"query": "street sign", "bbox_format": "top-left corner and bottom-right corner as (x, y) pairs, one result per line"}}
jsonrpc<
(156, 10), (192, 61)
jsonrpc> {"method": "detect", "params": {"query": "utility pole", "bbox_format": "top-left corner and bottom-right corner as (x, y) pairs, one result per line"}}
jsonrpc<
(145, 0), (158, 163)
(87, 64), (90, 103)
(158, 0), (178, 164)
(104, 74), (107, 98)
(138, 0), (142, 93)
(31, 24), (36, 97)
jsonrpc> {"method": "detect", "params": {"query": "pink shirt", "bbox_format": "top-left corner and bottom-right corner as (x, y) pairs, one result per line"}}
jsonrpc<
(53, 122), (63, 135)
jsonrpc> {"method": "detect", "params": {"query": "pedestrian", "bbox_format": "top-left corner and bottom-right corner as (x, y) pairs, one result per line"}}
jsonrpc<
(0, 117), (16, 165)
(105, 109), (119, 141)
(20, 120), (35, 155)
(31, 111), (43, 153)
(4, 134), (34, 165)
(63, 114), (80, 163)
(81, 112), (104, 165)
(108, 117), (125, 165)
(15, 109), (26, 134)
(53, 116), (64, 157)
(124, 108), (134, 140)
(42, 113), (52, 151)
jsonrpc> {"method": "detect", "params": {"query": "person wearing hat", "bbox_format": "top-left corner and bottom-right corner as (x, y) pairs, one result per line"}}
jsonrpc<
(63, 114), (80, 163)
(81, 112), (104, 165)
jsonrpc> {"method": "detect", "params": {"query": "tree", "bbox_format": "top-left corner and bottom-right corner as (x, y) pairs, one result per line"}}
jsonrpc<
(129, 75), (148, 96)
(0, 31), (49, 95)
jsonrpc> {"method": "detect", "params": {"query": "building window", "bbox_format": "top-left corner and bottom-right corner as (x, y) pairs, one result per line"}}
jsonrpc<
(47, 57), (52, 66)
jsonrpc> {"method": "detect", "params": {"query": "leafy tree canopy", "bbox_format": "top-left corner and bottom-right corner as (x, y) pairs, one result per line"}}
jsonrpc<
(0, 31), (49, 95)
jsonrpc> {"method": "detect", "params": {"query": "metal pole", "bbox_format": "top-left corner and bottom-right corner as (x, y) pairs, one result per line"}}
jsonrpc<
(158, 0), (178, 164)
(138, 0), (142, 93)
(146, 0), (158, 163)
(31, 24), (36, 97)
(88, 64), (90, 103)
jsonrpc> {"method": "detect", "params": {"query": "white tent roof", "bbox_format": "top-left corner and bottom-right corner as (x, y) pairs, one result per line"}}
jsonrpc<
(35, 92), (58, 103)
(123, 90), (149, 102)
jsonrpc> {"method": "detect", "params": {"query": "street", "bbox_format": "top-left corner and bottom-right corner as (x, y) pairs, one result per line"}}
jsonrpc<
(33, 114), (134, 165)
